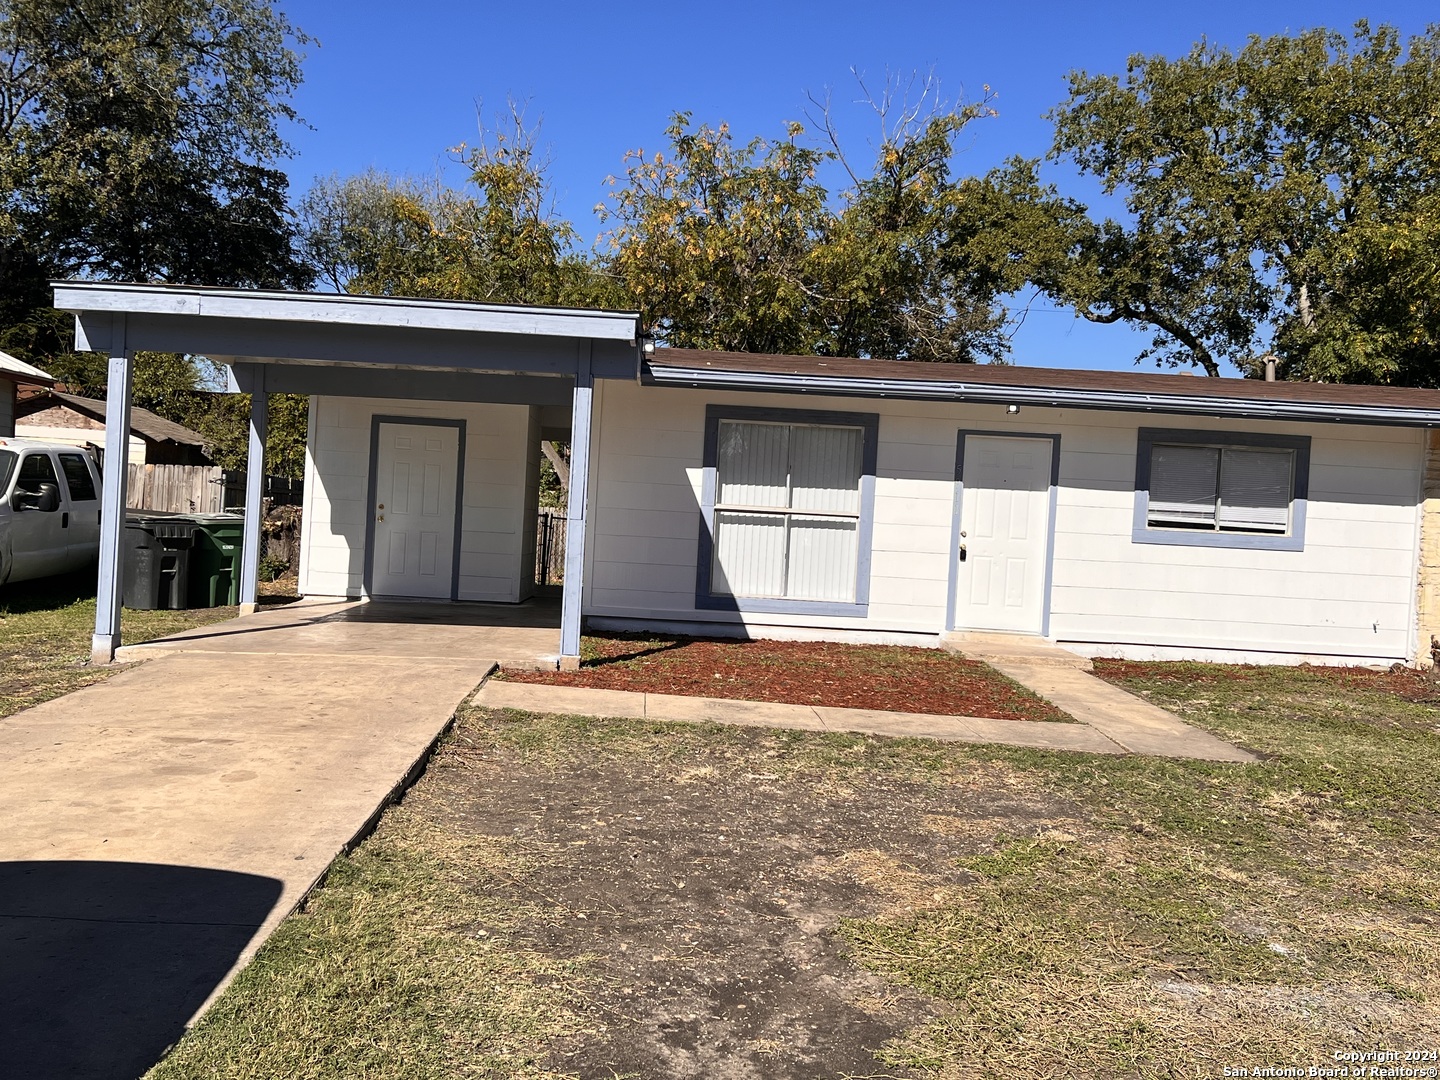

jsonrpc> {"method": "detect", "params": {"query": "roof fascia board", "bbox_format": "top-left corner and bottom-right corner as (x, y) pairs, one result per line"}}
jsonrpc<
(75, 311), (597, 374)
(53, 282), (639, 342)
(233, 362), (573, 406)
(645, 364), (1440, 429)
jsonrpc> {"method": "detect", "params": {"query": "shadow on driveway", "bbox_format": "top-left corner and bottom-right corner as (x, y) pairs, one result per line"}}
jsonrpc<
(0, 860), (282, 1080)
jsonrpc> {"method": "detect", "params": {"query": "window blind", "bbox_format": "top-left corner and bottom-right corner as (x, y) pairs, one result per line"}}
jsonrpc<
(1146, 441), (1294, 534)
(712, 420), (863, 603)
(1216, 448), (1292, 532)
(1149, 445), (1221, 526)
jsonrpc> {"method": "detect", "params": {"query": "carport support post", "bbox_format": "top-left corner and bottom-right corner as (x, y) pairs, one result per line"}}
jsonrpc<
(239, 386), (268, 614)
(91, 330), (133, 665)
(559, 349), (593, 669)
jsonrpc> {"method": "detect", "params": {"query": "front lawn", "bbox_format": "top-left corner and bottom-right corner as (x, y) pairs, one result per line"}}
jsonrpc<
(0, 570), (241, 720)
(147, 660), (1440, 1078)
(498, 631), (1072, 722)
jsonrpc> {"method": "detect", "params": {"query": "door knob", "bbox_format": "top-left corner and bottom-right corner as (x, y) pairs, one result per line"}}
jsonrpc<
(958, 544), (967, 562)
(377, 514), (385, 522)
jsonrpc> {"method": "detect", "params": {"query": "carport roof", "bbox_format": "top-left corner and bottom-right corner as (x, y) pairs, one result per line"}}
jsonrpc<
(53, 282), (640, 343)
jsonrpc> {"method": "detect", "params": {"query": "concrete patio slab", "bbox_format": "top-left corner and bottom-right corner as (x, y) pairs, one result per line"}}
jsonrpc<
(117, 596), (562, 665)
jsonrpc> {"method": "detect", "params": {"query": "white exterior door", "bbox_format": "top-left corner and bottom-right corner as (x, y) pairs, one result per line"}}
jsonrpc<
(954, 435), (1054, 634)
(371, 423), (459, 599)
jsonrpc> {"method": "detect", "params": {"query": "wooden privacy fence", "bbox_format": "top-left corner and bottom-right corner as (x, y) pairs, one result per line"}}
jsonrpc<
(125, 463), (224, 513)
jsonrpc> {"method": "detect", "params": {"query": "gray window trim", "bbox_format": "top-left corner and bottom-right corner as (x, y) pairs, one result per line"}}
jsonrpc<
(1133, 427), (1310, 552)
(364, 415), (468, 600)
(696, 404), (879, 617)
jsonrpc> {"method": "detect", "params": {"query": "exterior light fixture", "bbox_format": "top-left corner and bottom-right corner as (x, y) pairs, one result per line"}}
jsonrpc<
(1006, 403), (1021, 415)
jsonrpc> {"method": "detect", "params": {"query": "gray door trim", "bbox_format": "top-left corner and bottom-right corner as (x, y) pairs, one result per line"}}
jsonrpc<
(364, 415), (467, 600)
(946, 430), (1061, 637)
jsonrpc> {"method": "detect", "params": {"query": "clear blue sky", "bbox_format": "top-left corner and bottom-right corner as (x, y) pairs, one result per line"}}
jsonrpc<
(278, 0), (1434, 373)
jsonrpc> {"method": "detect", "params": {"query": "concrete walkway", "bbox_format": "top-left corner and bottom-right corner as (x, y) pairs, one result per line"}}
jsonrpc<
(475, 681), (1125, 754)
(0, 602), (510, 1080)
(943, 632), (1256, 761)
(478, 633), (1255, 764)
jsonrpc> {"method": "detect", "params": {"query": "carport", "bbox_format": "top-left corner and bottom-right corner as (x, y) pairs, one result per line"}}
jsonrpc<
(51, 283), (642, 666)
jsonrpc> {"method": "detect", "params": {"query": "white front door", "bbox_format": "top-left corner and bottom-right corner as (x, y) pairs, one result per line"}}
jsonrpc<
(371, 422), (459, 599)
(954, 435), (1053, 634)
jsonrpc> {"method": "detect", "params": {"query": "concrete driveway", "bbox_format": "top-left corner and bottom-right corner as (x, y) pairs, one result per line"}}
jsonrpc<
(0, 598), (553, 1080)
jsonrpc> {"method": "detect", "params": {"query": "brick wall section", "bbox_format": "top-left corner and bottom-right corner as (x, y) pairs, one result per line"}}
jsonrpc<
(1416, 430), (1440, 667)
(20, 405), (103, 430)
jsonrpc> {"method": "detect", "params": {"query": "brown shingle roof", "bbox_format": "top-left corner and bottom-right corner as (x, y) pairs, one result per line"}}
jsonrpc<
(645, 348), (1440, 426)
(17, 391), (207, 447)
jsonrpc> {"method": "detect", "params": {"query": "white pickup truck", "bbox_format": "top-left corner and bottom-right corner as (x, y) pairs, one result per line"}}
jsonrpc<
(0, 437), (104, 586)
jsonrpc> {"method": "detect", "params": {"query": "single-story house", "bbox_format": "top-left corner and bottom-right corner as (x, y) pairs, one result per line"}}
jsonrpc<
(0, 350), (55, 437)
(51, 282), (1440, 670)
(15, 390), (211, 465)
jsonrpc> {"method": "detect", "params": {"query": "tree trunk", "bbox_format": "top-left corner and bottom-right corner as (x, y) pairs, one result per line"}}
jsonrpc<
(541, 440), (569, 491)
(1298, 282), (1315, 329)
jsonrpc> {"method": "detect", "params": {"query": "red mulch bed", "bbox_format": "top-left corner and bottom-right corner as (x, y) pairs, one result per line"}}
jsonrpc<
(499, 633), (1072, 723)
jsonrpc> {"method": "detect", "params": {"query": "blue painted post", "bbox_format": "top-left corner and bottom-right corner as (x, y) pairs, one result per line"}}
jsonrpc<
(238, 383), (268, 612)
(91, 326), (133, 664)
(559, 349), (593, 667)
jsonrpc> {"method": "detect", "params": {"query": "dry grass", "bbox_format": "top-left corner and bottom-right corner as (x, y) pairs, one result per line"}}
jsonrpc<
(0, 569), (240, 719)
(147, 804), (592, 1080)
(138, 661), (1440, 1078)
(835, 662), (1440, 1077)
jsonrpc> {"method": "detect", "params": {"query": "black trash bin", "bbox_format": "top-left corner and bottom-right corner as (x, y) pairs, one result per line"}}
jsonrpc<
(123, 514), (198, 610)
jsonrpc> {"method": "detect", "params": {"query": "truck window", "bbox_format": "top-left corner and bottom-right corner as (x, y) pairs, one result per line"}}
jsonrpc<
(17, 452), (58, 492)
(58, 453), (98, 501)
(0, 450), (15, 492)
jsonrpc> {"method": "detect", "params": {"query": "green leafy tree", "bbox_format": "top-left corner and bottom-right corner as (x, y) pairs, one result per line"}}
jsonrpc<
(985, 23), (1440, 381)
(600, 113), (832, 355)
(299, 107), (615, 308)
(601, 79), (1010, 362)
(811, 80), (1007, 362)
(0, 0), (313, 361)
(0, 0), (315, 475)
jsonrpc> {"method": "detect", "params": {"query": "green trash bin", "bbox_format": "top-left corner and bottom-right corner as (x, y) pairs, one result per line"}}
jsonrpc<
(190, 513), (246, 607)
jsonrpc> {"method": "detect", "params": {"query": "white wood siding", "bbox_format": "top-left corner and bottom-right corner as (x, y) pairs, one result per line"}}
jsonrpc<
(299, 396), (535, 601)
(587, 380), (1423, 663)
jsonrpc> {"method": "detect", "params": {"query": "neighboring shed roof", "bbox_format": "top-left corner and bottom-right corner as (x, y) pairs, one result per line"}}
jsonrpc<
(0, 349), (55, 385)
(17, 391), (207, 446)
(645, 348), (1440, 427)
